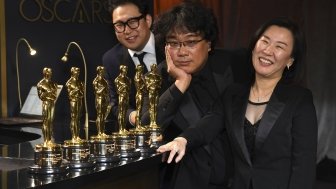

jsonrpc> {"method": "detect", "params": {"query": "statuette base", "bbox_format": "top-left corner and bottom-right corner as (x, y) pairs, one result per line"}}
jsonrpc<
(90, 135), (120, 163)
(63, 140), (95, 169)
(29, 143), (68, 174)
(112, 132), (141, 159)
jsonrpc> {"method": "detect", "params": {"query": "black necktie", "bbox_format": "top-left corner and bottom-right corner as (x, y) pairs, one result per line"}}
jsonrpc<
(134, 52), (148, 73)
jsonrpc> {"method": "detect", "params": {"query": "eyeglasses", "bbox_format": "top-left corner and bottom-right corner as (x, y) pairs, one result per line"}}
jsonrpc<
(166, 39), (204, 49)
(113, 15), (145, 33)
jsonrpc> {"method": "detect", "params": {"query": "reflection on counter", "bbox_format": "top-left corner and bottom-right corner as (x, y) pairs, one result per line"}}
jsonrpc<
(0, 157), (34, 171)
(0, 126), (43, 159)
(0, 124), (162, 189)
(1, 154), (161, 189)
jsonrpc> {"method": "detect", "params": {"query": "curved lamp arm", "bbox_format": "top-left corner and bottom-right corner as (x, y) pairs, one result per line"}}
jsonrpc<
(62, 42), (89, 140)
(16, 38), (37, 109)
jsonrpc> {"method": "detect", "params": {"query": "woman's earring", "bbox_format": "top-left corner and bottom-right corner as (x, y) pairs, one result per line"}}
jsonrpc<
(287, 64), (290, 70)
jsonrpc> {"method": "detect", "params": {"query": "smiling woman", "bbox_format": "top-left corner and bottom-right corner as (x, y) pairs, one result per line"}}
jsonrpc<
(251, 26), (294, 84)
(159, 17), (317, 189)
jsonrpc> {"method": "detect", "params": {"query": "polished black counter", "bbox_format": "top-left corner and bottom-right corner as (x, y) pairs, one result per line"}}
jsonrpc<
(0, 125), (162, 189)
(1, 154), (161, 189)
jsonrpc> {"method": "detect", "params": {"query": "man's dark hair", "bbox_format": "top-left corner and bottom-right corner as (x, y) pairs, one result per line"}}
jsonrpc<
(153, 2), (218, 52)
(108, 0), (149, 17)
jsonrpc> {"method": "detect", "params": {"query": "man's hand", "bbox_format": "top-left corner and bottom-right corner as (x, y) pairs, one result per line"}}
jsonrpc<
(129, 111), (136, 126)
(157, 137), (187, 163)
(165, 46), (192, 93)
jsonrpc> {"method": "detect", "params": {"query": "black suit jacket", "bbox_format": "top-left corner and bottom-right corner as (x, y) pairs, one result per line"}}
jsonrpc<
(143, 49), (251, 189)
(184, 82), (317, 189)
(102, 43), (164, 129)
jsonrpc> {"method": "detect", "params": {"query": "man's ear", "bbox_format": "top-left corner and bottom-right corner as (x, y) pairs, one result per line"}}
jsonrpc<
(145, 14), (153, 28)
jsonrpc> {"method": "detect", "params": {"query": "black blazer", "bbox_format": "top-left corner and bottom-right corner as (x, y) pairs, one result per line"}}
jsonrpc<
(184, 82), (317, 189)
(143, 49), (251, 189)
(102, 43), (164, 129)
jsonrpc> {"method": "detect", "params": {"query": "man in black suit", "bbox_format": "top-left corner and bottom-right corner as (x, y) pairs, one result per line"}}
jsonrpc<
(143, 2), (251, 189)
(158, 17), (317, 189)
(102, 0), (164, 129)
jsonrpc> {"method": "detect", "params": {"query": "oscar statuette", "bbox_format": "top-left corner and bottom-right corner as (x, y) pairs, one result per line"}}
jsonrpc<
(61, 41), (89, 140)
(129, 65), (154, 156)
(144, 64), (163, 149)
(112, 65), (140, 159)
(29, 68), (68, 174)
(90, 66), (120, 163)
(63, 67), (95, 169)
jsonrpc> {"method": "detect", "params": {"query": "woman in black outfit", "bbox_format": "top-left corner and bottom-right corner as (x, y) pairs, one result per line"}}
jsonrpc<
(158, 17), (317, 189)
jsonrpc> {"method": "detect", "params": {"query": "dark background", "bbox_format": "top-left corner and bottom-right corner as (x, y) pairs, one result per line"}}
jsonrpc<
(3, 0), (120, 141)
(1, 0), (335, 165)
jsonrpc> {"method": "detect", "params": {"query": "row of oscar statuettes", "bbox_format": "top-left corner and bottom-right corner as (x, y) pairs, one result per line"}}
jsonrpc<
(28, 64), (162, 174)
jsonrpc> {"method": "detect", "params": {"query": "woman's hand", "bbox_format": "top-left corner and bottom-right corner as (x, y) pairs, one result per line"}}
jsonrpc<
(157, 137), (187, 163)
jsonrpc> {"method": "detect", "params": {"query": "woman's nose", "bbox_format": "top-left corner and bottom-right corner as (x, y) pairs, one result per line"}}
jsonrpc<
(263, 44), (273, 54)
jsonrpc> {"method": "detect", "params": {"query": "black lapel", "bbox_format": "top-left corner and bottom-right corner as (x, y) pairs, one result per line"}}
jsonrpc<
(179, 92), (202, 127)
(120, 47), (137, 101)
(255, 86), (285, 151)
(178, 90), (208, 154)
(212, 67), (233, 95)
(230, 86), (252, 165)
(155, 45), (165, 64)
(121, 47), (136, 77)
(178, 62), (231, 127)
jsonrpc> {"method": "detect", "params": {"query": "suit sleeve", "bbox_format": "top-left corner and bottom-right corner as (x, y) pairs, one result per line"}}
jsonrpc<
(103, 52), (119, 120)
(289, 90), (317, 189)
(141, 83), (184, 131)
(180, 94), (227, 149)
(140, 61), (185, 131)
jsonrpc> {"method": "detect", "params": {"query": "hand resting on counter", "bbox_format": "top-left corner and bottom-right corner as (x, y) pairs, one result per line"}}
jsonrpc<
(156, 137), (187, 163)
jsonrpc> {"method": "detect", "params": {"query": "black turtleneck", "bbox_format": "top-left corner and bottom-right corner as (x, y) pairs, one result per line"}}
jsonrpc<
(188, 63), (218, 116)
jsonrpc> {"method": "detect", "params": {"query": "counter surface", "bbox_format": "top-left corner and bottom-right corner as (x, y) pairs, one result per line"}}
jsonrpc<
(0, 125), (163, 189)
(1, 154), (162, 189)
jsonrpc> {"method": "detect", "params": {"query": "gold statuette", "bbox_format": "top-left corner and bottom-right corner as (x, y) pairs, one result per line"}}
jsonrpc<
(64, 67), (94, 169)
(93, 66), (111, 138)
(131, 65), (154, 155)
(113, 65), (140, 158)
(30, 67), (68, 174)
(90, 66), (120, 163)
(37, 67), (58, 147)
(144, 64), (163, 148)
(114, 65), (131, 134)
(66, 67), (84, 142)
(134, 64), (146, 129)
(145, 64), (162, 128)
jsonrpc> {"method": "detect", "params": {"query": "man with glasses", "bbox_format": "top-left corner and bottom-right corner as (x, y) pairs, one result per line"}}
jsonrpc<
(141, 2), (251, 189)
(102, 0), (164, 129)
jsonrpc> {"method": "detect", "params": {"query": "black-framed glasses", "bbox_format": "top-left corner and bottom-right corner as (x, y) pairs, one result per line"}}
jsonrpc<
(113, 15), (145, 33)
(166, 39), (204, 49)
